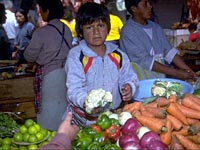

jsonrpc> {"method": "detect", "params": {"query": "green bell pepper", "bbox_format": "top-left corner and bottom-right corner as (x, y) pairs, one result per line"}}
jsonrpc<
(96, 114), (111, 130)
(87, 141), (101, 150)
(104, 143), (121, 150)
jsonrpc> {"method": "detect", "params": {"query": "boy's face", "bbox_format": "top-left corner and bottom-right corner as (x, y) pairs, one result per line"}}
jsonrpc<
(82, 20), (108, 49)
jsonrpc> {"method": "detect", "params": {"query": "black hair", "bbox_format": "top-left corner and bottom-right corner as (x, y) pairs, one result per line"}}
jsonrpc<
(188, 23), (197, 31)
(124, 0), (141, 15)
(75, 2), (111, 38)
(15, 8), (29, 22)
(0, 3), (5, 24)
(37, 0), (64, 22)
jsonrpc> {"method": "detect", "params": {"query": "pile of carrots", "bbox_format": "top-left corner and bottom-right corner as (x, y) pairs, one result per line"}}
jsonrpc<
(123, 93), (200, 149)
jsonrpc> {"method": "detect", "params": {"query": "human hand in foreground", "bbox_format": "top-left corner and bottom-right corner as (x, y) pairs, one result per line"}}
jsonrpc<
(57, 112), (79, 141)
(121, 83), (132, 102)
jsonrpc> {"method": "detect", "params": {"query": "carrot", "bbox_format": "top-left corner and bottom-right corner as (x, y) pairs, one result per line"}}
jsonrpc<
(184, 94), (200, 105)
(173, 126), (189, 136)
(166, 103), (189, 125)
(131, 110), (141, 117)
(170, 135), (184, 150)
(188, 121), (200, 135)
(140, 110), (154, 117)
(186, 118), (199, 125)
(168, 94), (177, 103)
(160, 120), (172, 145)
(135, 115), (167, 134)
(145, 107), (167, 119)
(176, 103), (200, 119)
(187, 135), (200, 144)
(144, 102), (158, 108)
(182, 96), (200, 112)
(140, 104), (146, 111)
(154, 97), (170, 107)
(123, 101), (141, 112)
(166, 114), (183, 131)
(175, 133), (200, 149)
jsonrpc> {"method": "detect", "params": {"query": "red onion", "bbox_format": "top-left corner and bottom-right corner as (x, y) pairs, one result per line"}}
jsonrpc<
(119, 134), (140, 148)
(121, 118), (141, 135)
(121, 141), (143, 150)
(145, 140), (167, 150)
(140, 131), (160, 147)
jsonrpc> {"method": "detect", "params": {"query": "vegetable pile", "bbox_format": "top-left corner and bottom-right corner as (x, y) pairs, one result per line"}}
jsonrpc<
(123, 93), (200, 149)
(0, 112), (20, 138)
(151, 79), (183, 98)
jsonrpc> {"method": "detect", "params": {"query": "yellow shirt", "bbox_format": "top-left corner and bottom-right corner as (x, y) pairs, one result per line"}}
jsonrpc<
(60, 19), (77, 38)
(106, 14), (123, 41)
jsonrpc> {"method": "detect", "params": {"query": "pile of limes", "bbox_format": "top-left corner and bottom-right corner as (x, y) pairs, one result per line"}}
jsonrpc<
(12, 119), (53, 149)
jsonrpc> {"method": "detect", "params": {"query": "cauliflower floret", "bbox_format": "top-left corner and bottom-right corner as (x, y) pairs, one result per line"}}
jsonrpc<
(151, 85), (166, 97)
(85, 88), (113, 114)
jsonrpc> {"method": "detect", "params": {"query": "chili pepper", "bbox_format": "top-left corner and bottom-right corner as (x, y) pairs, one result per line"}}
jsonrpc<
(96, 114), (111, 130)
(77, 135), (93, 149)
(104, 143), (121, 150)
(105, 125), (120, 143)
(93, 132), (110, 146)
(87, 141), (101, 150)
(110, 118), (120, 127)
(91, 124), (102, 133)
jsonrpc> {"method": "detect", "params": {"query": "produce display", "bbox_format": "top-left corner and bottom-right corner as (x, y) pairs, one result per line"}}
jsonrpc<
(0, 118), (56, 150)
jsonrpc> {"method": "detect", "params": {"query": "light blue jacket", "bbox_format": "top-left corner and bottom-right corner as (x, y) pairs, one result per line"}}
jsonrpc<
(65, 40), (139, 110)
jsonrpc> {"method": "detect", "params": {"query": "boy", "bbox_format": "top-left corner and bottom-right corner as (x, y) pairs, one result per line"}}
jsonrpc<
(64, 2), (139, 127)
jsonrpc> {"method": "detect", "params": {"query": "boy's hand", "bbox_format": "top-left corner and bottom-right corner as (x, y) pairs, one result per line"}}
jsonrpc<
(121, 83), (132, 102)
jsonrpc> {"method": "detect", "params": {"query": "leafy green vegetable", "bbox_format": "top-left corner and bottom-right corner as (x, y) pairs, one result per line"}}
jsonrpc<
(0, 112), (20, 138)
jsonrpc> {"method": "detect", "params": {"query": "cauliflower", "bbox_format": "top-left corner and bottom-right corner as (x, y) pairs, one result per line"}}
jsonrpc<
(85, 88), (113, 114)
(151, 79), (183, 98)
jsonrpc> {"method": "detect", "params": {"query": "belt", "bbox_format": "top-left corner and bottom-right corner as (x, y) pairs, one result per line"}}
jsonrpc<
(71, 105), (98, 121)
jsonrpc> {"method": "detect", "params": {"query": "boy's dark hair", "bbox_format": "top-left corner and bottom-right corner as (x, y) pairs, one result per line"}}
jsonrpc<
(124, 0), (141, 15)
(15, 8), (29, 22)
(75, 2), (111, 39)
(188, 23), (197, 31)
(37, 0), (64, 22)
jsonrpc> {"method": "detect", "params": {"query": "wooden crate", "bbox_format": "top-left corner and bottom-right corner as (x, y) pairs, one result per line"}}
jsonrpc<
(0, 76), (36, 120)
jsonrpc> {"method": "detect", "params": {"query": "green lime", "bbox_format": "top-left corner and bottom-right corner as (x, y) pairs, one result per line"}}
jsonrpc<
(24, 119), (34, 128)
(19, 125), (28, 134)
(13, 132), (23, 142)
(36, 132), (44, 141)
(18, 145), (27, 150)
(27, 144), (38, 150)
(2, 138), (11, 145)
(34, 124), (41, 132)
(40, 128), (48, 137)
(28, 126), (38, 135)
(23, 133), (30, 142)
(194, 89), (200, 98)
(28, 135), (38, 143)
(1, 144), (10, 150)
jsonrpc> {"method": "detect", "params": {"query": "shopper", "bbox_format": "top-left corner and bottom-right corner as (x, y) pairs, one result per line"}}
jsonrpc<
(2, 0), (17, 55)
(24, 0), (73, 130)
(12, 8), (35, 64)
(120, 0), (197, 81)
(188, 22), (200, 45)
(41, 112), (79, 150)
(64, 2), (139, 127)
(0, 3), (11, 60)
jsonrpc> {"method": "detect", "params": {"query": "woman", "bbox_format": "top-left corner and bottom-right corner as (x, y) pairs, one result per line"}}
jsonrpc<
(12, 8), (35, 63)
(24, 0), (73, 130)
(120, 0), (197, 81)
